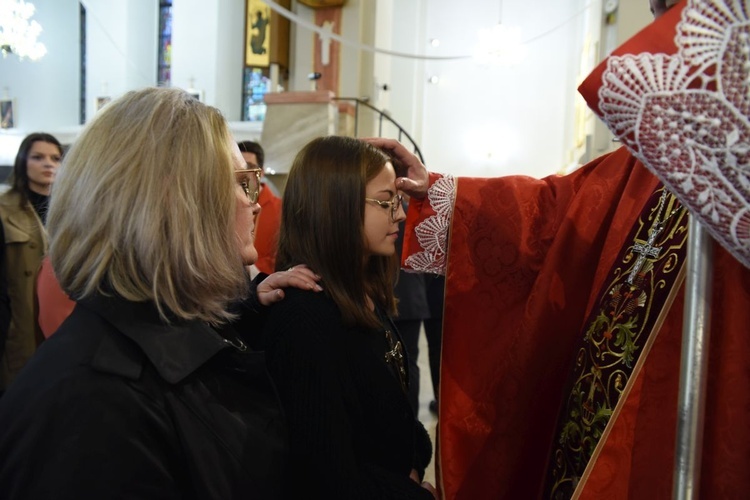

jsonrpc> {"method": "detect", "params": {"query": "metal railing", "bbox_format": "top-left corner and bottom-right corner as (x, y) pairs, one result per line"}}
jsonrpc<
(333, 97), (425, 165)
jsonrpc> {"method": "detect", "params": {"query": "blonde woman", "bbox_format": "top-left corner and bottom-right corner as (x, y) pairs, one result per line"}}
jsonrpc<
(0, 88), (319, 499)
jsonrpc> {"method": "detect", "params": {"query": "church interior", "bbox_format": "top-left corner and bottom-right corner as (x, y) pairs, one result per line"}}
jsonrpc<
(3, 0), (707, 496)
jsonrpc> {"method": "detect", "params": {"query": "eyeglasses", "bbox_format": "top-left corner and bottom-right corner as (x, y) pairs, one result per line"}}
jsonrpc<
(365, 193), (404, 222)
(235, 167), (262, 204)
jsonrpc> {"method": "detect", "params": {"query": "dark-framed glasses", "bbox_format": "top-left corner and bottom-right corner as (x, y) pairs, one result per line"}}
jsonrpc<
(365, 193), (404, 222)
(235, 167), (262, 204)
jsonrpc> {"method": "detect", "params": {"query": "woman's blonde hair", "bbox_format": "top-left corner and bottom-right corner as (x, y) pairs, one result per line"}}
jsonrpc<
(48, 87), (246, 324)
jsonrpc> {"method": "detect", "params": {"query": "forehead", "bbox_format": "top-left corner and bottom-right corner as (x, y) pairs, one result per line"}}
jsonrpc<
(366, 162), (396, 190)
(241, 151), (258, 166)
(28, 141), (60, 155)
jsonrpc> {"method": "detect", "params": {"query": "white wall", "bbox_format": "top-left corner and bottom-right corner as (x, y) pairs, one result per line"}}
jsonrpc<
(171, 0), (244, 119)
(384, 0), (591, 178)
(84, 0), (158, 121)
(374, 0), (427, 146)
(0, 0), (79, 138)
(0, 0), (655, 176)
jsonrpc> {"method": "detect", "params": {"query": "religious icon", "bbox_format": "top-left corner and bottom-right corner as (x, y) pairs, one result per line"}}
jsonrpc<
(186, 89), (204, 102)
(95, 96), (111, 111)
(245, 0), (271, 67)
(0, 100), (15, 129)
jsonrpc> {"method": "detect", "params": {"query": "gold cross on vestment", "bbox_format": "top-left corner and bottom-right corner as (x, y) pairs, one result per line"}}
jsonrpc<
(627, 224), (664, 284)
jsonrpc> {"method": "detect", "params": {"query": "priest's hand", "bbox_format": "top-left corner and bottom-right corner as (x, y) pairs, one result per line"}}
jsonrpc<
(256, 265), (322, 306)
(363, 138), (429, 199)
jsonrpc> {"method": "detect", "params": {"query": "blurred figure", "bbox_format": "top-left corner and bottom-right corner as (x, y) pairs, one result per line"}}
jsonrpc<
(0, 88), (319, 499)
(238, 141), (281, 275)
(0, 133), (61, 394)
(35, 256), (74, 338)
(263, 136), (436, 498)
(422, 274), (444, 415)
(393, 196), (429, 414)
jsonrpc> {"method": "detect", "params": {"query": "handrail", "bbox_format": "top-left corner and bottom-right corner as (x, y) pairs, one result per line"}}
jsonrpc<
(332, 97), (425, 165)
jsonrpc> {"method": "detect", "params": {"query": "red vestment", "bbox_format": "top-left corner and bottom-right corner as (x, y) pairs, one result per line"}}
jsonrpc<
(253, 183), (282, 275)
(402, 3), (750, 498)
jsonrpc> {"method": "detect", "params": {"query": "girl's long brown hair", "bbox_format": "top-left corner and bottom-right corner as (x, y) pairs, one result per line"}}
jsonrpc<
(277, 136), (398, 328)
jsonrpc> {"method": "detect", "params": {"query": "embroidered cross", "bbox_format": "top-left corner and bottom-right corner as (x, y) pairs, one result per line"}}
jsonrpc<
(627, 225), (664, 284)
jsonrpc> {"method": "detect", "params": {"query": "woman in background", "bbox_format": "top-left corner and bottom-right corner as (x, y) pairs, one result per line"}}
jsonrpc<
(0, 88), (319, 499)
(0, 132), (61, 393)
(262, 136), (436, 499)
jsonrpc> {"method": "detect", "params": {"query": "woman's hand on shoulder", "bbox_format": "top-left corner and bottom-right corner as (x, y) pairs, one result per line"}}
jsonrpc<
(256, 265), (322, 306)
(421, 481), (437, 498)
(410, 469), (437, 499)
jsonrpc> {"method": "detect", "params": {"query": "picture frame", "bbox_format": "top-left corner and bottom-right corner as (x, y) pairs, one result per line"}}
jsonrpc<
(245, 0), (271, 67)
(95, 96), (112, 111)
(1, 99), (15, 129)
(186, 88), (204, 102)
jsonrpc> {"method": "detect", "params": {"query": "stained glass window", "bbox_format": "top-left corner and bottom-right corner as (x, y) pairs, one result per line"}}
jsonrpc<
(242, 67), (269, 121)
(80, 2), (86, 124)
(158, 1), (173, 86)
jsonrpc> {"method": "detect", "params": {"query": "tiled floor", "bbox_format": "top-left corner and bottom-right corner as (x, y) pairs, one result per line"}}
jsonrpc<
(415, 327), (438, 487)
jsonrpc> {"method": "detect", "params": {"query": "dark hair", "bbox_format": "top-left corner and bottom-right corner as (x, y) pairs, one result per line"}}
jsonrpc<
(237, 140), (265, 168)
(277, 136), (398, 328)
(10, 132), (63, 207)
(650, 0), (678, 15)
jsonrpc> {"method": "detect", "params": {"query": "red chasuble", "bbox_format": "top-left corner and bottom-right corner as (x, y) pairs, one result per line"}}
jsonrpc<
(402, 2), (750, 498)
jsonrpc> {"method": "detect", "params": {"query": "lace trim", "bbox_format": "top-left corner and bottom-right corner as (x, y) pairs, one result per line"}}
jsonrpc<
(404, 175), (455, 275)
(597, 0), (750, 268)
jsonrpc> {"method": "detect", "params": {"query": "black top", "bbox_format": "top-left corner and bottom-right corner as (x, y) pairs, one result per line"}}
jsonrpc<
(0, 292), (287, 499)
(26, 190), (49, 225)
(262, 287), (433, 499)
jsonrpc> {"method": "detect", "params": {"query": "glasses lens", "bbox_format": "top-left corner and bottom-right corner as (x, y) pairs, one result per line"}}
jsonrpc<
(236, 170), (260, 203)
(391, 194), (402, 220)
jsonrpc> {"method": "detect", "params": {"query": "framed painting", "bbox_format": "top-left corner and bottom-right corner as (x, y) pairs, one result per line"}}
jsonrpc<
(186, 89), (204, 102)
(1, 99), (15, 129)
(95, 96), (112, 111)
(245, 0), (271, 67)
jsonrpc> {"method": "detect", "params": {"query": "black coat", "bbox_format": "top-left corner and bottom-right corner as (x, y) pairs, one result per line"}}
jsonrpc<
(262, 287), (433, 499)
(0, 294), (286, 500)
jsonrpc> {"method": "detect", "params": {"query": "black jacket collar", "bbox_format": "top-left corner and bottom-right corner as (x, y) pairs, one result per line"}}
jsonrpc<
(78, 294), (235, 384)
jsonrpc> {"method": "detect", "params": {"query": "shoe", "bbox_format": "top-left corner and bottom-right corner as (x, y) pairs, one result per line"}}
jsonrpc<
(429, 399), (438, 415)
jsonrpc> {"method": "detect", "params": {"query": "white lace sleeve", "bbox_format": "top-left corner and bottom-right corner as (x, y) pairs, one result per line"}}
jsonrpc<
(404, 175), (455, 275)
(597, 0), (750, 268)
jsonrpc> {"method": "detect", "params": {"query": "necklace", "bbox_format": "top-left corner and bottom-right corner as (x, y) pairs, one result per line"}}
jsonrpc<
(377, 309), (409, 393)
(627, 188), (685, 285)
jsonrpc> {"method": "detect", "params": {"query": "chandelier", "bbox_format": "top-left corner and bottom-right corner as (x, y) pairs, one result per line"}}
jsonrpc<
(0, 0), (47, 61)
(473, 0), (526, 66)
